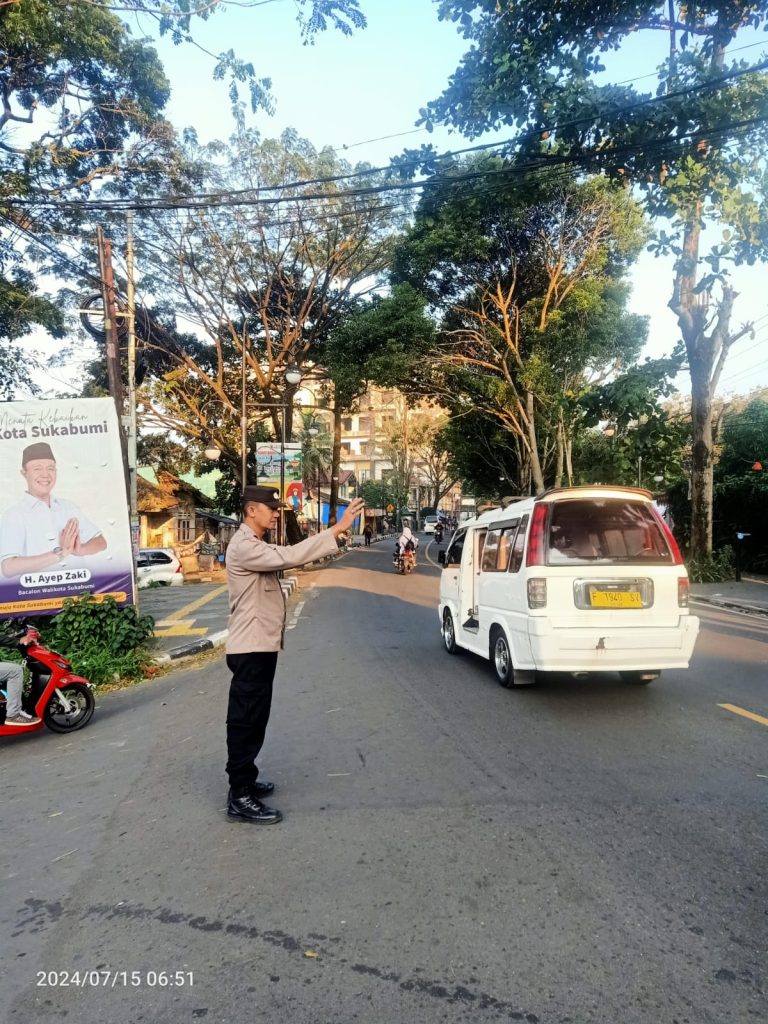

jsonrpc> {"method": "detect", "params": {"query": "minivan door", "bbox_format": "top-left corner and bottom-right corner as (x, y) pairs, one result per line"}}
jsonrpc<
(457, 528), (486, 651)
(441, 528), (465, 627)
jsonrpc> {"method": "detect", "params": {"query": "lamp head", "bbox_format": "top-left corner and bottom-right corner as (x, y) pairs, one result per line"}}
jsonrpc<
(284, 363), (301, 386)
(204, 444), (222, 461)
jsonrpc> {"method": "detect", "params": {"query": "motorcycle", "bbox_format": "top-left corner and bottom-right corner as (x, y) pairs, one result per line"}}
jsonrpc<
(434, 525), (444, 544)
(0, 622), (95, 737)
(400, 548), (417, 574)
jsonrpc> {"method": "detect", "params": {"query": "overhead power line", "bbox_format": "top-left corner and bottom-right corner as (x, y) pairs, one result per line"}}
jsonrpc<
(9, 56), (768, 214)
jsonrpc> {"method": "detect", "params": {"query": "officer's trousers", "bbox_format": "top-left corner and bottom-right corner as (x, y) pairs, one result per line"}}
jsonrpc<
(225, 651), (279, 792)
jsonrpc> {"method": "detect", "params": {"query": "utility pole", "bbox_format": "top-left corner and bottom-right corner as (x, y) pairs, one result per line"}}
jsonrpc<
(240, 331), (248, 489)
(125, 214), (139, 561)
(96, 227), (130, 499)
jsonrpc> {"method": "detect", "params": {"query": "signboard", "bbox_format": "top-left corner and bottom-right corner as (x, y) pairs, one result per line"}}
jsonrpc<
(254, 443), (302, 482)
(285, 481), (303, 513)
(0, 398), (135, 617)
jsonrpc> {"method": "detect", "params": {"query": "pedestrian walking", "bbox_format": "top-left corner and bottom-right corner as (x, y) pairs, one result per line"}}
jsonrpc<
(363, 521), (373, 546)
(224, 485), (365, 824)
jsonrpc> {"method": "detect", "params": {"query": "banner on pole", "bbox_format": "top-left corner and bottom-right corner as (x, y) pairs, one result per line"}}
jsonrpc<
(254, 443), (302, 482)
(0, 398), (135, 617)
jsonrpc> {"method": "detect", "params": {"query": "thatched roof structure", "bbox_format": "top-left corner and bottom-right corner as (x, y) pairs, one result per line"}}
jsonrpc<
(137, 469), (213, 514)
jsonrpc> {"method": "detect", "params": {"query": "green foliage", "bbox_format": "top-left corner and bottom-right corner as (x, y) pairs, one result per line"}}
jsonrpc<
(299, 411), (332, 490)
(710, 398), (768, 569)
(437, 412), (522, 498)
(133, 130), (400, 472)
(325, 285), (435, 408)
(41, 595), (155, 687)
(390, 164), (650, 492)
(137, 434), (194, 477)
(424, 2), (768, 554)
(360, 479), (398, 512)
(717, 395), (768, 476)
(686, 546), (735, 584)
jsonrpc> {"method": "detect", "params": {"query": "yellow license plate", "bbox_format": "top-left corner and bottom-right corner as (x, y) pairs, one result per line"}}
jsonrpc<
(590, 590), (642, 608)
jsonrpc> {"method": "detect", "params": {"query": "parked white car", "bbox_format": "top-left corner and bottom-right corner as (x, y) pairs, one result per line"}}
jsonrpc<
(438, 486), (699, 688)
(137, 548), (185, 588)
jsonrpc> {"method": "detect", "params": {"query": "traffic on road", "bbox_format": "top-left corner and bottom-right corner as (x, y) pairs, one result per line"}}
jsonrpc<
(3, 529), (766, 1024)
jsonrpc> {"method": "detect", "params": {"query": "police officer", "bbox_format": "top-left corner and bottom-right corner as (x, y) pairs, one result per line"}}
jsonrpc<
(225, 485), (365, 824)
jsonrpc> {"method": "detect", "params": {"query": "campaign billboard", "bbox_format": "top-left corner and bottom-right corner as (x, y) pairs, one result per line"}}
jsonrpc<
(0, 398), (135, 617)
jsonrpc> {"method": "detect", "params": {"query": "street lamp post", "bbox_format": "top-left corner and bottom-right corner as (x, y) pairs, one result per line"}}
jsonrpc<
(306, 422), (321, 535)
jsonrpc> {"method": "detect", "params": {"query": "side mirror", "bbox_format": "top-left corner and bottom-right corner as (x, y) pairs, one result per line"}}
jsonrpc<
(438, 550), (446, 565)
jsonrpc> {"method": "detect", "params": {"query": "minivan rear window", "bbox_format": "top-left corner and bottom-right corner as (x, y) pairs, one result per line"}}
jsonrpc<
(547, 500), (673, 564)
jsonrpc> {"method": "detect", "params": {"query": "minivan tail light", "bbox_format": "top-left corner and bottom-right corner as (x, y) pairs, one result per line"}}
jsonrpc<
(527, 578), (547, 609)
(677, 576), (689, 607)
(526, 504), (548, 566)
(175, 562), (183, 573)
(650, 506), (684, 565)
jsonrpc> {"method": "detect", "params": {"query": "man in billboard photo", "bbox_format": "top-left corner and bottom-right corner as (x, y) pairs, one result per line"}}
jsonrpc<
(0, 442), (107, 579)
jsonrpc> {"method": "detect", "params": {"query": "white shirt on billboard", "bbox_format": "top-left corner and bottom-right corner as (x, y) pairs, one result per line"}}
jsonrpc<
(0, 492), (103, 577)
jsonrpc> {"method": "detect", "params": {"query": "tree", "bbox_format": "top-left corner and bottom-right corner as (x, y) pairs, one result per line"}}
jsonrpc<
(393, 166), (648, 492)
(324, 284), (435, 521)
(298, 409), (332, 496)
(436, 410), (521, 500)
(410, 413), (458, 511)
(0, 268), (65, 395)
(423, 0), (768, 554)
(0, 0), (173, 362)
(711, 393), (768, 569)
(0, 0), (366, 382)
(136, 433), (193, 477)
(133, 130), (401, 486)
(578, 355), (690, 487)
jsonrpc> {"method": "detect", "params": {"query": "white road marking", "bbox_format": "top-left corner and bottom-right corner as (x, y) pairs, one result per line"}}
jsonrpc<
(286, 600), (306, 630)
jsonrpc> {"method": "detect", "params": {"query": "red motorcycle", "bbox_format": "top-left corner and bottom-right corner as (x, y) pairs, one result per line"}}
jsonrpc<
(0, 622), (95, 737)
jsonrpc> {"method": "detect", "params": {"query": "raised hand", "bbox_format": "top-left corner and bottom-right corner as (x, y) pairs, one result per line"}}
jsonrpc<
(339, 497), (365, 532)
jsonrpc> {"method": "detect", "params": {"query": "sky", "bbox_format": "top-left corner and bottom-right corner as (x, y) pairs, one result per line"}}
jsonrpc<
(25, 0), (768, 398)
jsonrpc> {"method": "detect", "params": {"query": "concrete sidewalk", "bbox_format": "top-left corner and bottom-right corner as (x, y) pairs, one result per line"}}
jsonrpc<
(690, 575), (768, 617)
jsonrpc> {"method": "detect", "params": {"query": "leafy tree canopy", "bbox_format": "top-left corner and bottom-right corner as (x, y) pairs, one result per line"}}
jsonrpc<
(422, 0), (768, 553)
(391, 164), (650, 492)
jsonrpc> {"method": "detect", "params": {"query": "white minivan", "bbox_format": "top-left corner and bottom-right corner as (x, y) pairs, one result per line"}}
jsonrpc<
(438, 486), (699, 687)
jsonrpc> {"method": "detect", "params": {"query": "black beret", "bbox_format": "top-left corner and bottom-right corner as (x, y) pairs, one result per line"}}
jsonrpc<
(242, 485), (286, 509)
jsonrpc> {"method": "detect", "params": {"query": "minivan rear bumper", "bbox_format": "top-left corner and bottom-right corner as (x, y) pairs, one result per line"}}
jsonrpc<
(527, 615), (699, 672)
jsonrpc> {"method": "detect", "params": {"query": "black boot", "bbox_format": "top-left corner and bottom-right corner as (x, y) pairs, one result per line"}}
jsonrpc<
(227, 790), (282, 824)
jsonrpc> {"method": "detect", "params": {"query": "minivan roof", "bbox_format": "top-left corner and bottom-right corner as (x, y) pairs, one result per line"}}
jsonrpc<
(462, 486), (655, 529)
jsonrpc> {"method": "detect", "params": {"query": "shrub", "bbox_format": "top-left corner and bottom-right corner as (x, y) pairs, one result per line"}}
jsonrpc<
(686, 545), (735, 584)
(40, 595), (155, 687)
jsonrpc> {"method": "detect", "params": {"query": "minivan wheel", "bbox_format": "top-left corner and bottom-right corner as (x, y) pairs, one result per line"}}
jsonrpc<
(442, 609), (459, 655)
(620, 670), (660, 685)
(490, 628), (514, 688)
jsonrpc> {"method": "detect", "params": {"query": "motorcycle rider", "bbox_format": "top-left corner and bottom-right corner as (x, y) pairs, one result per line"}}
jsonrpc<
(0, 623), (40, 726)
(397, 526), (419, 563)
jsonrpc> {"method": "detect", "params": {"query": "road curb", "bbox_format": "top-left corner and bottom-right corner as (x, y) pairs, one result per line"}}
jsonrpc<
(152, 628), (229, 664)
(691, 595), (768, 618)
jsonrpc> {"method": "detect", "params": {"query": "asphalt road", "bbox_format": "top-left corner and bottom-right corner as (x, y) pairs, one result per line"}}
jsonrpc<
(3, 543), (767, 1024)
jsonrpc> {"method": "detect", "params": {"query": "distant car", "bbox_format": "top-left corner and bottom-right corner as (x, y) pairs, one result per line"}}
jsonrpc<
(423, 515), (439, 534)
(137, 548), (184, 588)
